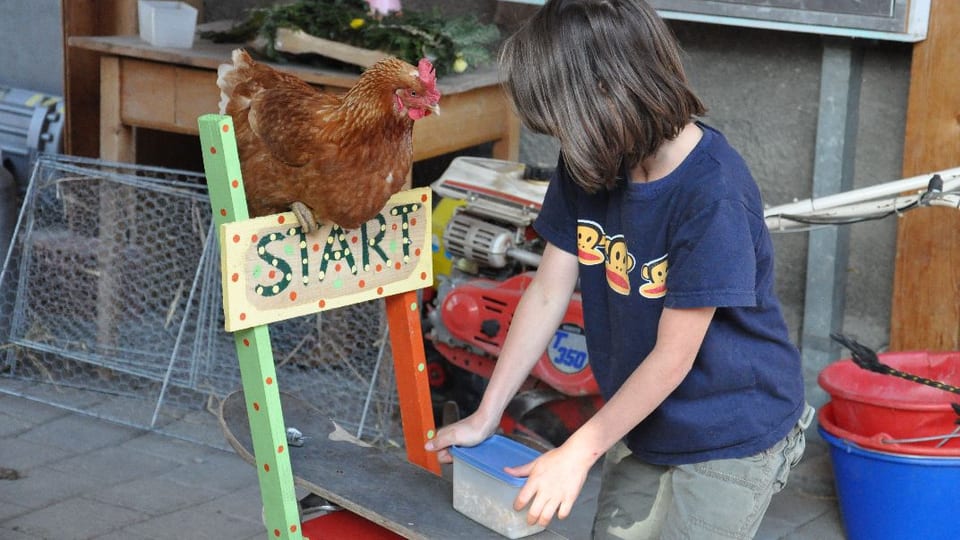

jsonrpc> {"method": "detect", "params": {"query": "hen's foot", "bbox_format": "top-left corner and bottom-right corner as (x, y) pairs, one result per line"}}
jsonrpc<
(290, 201), (318, 234)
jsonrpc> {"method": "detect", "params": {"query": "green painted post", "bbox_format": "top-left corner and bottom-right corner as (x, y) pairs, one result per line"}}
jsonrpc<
(198, 114), (304, 540)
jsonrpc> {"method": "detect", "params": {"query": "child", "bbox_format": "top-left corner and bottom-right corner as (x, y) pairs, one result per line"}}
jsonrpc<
(425, 1), (811, 538)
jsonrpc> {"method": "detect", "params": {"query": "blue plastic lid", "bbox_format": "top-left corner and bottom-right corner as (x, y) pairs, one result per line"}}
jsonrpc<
(450, 435), (541, 487)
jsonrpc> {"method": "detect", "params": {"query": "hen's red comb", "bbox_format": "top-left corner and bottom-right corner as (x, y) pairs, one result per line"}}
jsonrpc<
(418, 58), (441, 101)
(418, 59), (437, 86)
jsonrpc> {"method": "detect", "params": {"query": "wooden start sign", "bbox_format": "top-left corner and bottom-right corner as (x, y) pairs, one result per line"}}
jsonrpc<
(220, 188), (433, 331)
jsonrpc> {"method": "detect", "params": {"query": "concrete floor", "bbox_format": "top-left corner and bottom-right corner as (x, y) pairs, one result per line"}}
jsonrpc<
(0, 388), (848, 539)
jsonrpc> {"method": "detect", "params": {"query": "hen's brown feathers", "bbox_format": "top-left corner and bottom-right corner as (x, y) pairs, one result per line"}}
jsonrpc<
(217, 49), (440, 230)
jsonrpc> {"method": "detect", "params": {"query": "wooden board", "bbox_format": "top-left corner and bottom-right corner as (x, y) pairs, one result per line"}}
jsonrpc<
(507, 0), (929, 40)
(61, 0), (204, 157)
(218, 188), (433, 331)
(273, 28), (392, 68)
(889, 0), (960, 351)
(70, 35), (519, 165)
(67, 35), (502, 94)
(219, 391), (572, 540)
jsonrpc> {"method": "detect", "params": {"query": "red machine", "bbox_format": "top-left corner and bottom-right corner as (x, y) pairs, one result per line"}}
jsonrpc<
(434, 273), (598, 397)
(425, 158), (602, 448)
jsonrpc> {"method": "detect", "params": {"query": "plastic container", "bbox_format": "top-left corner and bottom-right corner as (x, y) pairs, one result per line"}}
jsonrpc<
(449, 435), (544, 539)
(819, 424), (960, 540)
(138, 1), (197, 48)
(818, 350), (960, 441)
(819, 401), (959, 456)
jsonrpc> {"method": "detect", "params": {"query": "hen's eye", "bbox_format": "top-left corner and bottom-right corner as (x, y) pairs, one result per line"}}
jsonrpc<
(410, 90), (417, 96)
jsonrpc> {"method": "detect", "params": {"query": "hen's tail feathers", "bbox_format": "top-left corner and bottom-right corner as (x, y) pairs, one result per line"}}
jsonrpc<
(217, 49), (255, 115)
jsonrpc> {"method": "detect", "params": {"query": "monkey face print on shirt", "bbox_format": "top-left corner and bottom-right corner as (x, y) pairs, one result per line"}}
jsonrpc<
(576, 220), (665, 298)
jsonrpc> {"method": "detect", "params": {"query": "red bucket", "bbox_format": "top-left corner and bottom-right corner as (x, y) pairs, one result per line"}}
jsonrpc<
(819, 402), (960, 456)
(818, 351), (960, 441)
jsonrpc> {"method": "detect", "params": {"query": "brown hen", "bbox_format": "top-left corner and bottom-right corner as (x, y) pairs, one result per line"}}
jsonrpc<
(217, 49), (440, 232)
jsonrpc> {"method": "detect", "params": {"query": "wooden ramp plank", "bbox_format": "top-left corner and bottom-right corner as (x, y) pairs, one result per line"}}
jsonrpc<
(220, 391), (572, 540)
(890, 0), (960, 351)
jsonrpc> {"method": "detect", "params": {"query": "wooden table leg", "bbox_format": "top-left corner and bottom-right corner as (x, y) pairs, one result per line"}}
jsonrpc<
(491, 108), (521, 162)
(99, 56), (136, 163)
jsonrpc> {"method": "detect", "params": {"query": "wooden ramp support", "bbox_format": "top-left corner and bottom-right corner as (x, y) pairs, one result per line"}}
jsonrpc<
(198, 114), (439, 540)
(890, 0), (960, 351)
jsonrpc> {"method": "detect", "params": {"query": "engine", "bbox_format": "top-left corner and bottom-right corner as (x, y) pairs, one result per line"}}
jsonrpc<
(425, 157), (602, 447)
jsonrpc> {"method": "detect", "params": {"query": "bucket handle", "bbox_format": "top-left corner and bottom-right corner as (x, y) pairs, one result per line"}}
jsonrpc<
(882, 426), (960, 448)
(830, 333), (960, 395)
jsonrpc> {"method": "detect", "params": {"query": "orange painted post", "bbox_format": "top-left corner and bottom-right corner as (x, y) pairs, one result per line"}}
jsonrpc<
(386, 290), (442, 475)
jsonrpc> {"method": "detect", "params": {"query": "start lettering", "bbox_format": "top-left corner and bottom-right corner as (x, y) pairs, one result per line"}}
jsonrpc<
(251, 203), (419, 298)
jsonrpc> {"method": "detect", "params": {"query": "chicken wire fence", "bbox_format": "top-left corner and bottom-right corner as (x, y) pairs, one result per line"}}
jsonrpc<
(0, 155), (403, 449)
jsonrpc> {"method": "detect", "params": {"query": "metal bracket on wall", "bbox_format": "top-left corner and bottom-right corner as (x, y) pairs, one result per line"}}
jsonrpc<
(801, 37), (863, 404)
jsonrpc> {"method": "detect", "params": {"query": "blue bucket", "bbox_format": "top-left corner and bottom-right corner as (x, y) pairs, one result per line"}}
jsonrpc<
(820, 426), (960, 540)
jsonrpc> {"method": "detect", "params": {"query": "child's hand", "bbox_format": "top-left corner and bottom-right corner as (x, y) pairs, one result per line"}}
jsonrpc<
(423, 412), (497, 463)
(505, 442), (593, 527)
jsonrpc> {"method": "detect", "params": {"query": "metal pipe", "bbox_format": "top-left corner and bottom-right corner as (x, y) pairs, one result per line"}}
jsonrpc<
(506, 247), (542, 267)
(764, 167), (960, 218)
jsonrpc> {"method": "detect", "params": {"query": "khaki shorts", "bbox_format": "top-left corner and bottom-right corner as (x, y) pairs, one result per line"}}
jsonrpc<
(592, 404), (814, 540)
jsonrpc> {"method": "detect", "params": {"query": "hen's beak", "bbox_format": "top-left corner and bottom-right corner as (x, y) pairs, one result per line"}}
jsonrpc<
(428, 103), (441, 116)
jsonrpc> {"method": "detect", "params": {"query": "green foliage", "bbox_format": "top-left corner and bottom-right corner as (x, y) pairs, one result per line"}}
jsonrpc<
(201, 0), (500, 76)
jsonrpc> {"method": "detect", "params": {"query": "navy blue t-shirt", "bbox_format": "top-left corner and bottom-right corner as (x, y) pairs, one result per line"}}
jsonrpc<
(534, 123), (804, 465)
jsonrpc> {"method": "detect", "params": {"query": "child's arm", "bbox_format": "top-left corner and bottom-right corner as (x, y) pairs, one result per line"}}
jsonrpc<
(425, 242), (580, 461)
(558, 305), (714, 459)
(508, 305), (715, 526)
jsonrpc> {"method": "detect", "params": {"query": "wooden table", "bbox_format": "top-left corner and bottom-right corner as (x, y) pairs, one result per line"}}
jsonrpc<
(68, 35), (520, 165)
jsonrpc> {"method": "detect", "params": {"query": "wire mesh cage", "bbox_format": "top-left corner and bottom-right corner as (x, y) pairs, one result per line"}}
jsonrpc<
(0, 155), (403, 449)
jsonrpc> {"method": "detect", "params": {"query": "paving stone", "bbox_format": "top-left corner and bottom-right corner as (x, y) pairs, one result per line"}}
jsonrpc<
(782, 506), (846, 540)
(12, 383), (108, 410)
(0, 465), (103, 510)
(160, 450), (260, 494)
(2, 496), (144, 540)
(160, 409), (233, 450)
(119, 431), (215, 465)
(762, 444), (844, 540)
(0, 500), (30, 521)
(766, 484), (837, 527)
(0, 436), (74, 471)
(83, 395), (165, 428)
(88, 475), (225, 517)
(48, 444), (181, 486)
(89, 530), (156, 540)
(0, 526), (40, 540)
(121, 501), (269, 540)
(201, 484), (266, 525)
(757, 514), (799, 540)
(0, 393), (69, 425)
(18, 414), (141, 453)
(789, 451), (838, 499)
(0, 411), (32, 436)
(1, 386), (852, 539)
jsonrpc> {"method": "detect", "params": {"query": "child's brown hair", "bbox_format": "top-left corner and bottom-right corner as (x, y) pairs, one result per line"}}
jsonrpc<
(500, 0), (706, 192)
